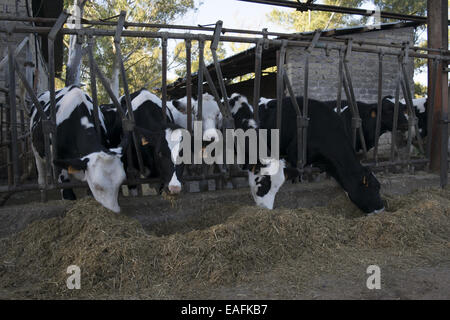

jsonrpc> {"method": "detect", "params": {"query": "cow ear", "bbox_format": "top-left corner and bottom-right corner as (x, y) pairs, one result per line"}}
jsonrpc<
(283, 167), (300, 180)
(53, 158), (89, 171)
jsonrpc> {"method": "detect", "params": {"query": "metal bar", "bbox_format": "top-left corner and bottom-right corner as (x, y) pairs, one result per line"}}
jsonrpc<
(373, 50), (384, 162)
(336, 49), (343, 114)
(0, 36), (29, 71)
(185, 38), (192, 133)
(1, 26), (448, 61)
(237, 0), (440, 24)
(343, 56), (367, 155)
(210, 21), (233, 121)
(426, 59), (439, 163)
(390, 66), (401, 162)
(114, 11), (146, 179)
(87, 33), (101, 139)
(401, 61), (425, 154)
(252, 39), (263, 123)
(3, 13), (450, 47)
(441, 86), (449, 187)
(197, 37), (204, 121)
(276, 42), (287, 130)
(161, 34), (168, 124)
(6, 31), (19, 185)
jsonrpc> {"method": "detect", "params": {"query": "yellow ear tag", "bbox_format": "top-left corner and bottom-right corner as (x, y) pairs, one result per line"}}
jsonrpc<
(141, 137), (149, 146)
(363, 176), (368, 186)
(371, 110), (377, 118)
(68, 166), (80, 174)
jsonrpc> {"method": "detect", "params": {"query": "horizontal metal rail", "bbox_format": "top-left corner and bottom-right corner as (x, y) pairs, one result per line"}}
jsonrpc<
(0, 26), (447, 61)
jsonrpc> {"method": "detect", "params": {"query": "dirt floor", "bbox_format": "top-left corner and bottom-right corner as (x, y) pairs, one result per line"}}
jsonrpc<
(0, 171), (449, 299)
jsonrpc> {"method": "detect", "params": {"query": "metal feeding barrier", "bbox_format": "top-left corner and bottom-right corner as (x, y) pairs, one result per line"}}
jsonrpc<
(0, 10), (449, 201)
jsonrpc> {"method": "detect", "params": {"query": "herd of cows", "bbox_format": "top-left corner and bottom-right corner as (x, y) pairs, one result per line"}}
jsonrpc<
(29, 84), (432, 215)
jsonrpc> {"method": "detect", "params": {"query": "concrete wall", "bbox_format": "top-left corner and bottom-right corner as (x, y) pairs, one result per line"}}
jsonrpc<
(285, 27), (416, 103)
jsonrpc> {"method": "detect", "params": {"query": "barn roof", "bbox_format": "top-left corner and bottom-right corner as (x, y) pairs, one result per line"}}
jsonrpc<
(166, 21), (423, 99)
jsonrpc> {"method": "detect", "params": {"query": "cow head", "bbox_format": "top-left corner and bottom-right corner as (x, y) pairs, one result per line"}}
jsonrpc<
(345, 166), (384, 214)
(136, 124), (184, 195)
(54, 146), (127, 213)
(248, 159), (300, 210)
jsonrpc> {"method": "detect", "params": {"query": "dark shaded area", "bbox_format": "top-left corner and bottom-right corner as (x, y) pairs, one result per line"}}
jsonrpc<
(31, 0), (64, 76)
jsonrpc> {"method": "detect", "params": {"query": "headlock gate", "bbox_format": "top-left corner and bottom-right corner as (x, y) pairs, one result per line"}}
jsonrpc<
(0, 10), (449, 200)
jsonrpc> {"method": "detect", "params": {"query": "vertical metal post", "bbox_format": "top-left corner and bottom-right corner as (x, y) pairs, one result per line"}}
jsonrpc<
(427, 0), (448, 173)
(373, 50), (383, 162)
(161, 34), (168, 124)
(336, 48), (343, 114)
(87, 33), (101, 138)
(426, 59), (439, 163)
(390, 65), (401, 162)
(7, 28), (19, 186)
(197, 37), (204, 121)
(253, 39), (263, 122)
(276, 42), (287, 130)
(185, 37), (192, 132)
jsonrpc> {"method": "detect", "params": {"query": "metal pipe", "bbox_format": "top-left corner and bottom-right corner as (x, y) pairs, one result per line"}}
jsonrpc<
(373, 50), (383, 162)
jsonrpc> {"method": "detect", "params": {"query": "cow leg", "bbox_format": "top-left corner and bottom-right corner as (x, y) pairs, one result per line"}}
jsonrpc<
(57, 169), (77, 200)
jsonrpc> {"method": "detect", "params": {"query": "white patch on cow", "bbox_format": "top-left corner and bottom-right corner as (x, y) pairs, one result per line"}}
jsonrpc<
(259, 97), (272, 108)
(169, 93), (222, 136)
(130, 90), (162, 111)
(334, 105), (349, 113)
(109, 147), (123, 155)
(166, 128), (183, 193)
(248, 159), (286, 210)
(245, 119), (257, 129)
(368, 207), (385, 215)
(230, 93), (253, 115)
(80, 116), (94, 129)
(81, 151), (126, 213)
(412, 97), (427, 113)
(167, 100), (188, 128)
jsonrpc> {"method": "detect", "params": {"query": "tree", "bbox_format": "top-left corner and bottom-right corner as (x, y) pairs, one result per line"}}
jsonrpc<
(267, 0), (365, 33)
(172, 40), (226, 80)
(59, 0), (195, 103)
(65, 0), (88, 86)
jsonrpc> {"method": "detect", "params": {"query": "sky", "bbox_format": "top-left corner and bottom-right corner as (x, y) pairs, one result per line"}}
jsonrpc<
(170, 0), (431, 86)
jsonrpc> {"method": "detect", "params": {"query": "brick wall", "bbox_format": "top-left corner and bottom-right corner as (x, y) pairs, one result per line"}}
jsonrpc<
(285, 27), (416, 103)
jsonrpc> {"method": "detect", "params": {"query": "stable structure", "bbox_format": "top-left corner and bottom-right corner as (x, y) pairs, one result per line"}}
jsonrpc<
(0, 1), (448, 199)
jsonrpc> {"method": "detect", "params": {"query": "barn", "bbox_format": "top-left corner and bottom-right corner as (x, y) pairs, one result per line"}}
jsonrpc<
(167, 21), (419, 103)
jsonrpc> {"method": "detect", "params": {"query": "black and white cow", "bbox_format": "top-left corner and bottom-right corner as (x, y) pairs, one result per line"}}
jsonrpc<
(233, 94), (384, 214)
(30, 85), (127, 213)
(399, 97), (428, 139)
(227, 93), (300, 209)
(322, 97), (409, 152)
(101, 89), (185, 195)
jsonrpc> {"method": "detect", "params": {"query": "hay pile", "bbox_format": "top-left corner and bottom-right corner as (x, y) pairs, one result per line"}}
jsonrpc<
(0, 188), (449, 299)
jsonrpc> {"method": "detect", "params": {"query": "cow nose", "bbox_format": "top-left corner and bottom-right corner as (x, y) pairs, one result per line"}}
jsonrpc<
(168, 185), (181, 194)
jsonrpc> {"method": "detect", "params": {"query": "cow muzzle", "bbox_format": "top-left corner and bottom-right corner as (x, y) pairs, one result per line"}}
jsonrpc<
(168, 185), (181, 194)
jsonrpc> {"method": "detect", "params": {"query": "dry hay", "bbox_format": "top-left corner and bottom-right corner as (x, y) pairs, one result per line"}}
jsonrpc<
(0, 187), (449, 299)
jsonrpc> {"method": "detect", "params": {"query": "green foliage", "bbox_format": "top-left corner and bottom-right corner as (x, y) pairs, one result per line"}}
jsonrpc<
(267, 0), (365, 33)
(60, 0), (195, 103)
(172, 40), (226, 79)
(414, 82), (427, 98)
